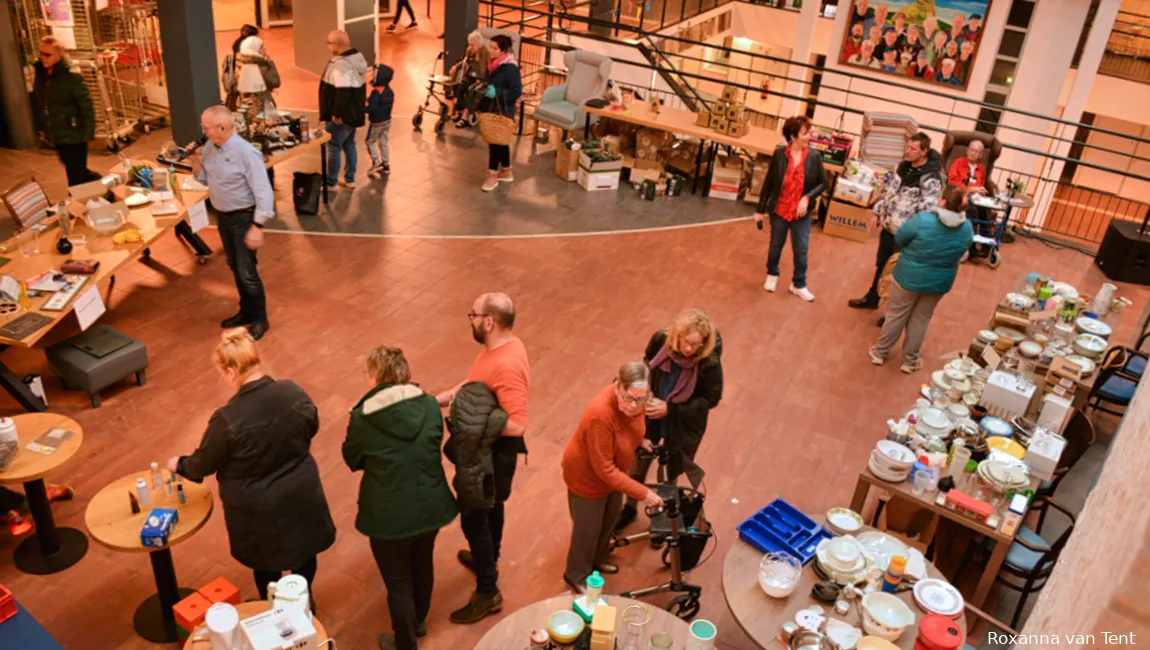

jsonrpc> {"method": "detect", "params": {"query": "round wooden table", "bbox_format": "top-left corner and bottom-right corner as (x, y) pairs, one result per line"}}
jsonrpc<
(181, 601), (328, 649)
(85, 470), (214, 644)
(475, 595), (691, 649)
(0, 413), (86, 575)
(723, 519), (966, 649)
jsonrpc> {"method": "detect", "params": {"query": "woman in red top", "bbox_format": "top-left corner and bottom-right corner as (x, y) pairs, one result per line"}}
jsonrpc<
(754, 116), (828, 302)
(561, 362), (664, 591)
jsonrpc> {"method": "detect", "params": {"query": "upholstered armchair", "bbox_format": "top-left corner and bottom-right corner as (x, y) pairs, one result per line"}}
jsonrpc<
(534, 49), (612, 132)
(941, 131), (1003, 195)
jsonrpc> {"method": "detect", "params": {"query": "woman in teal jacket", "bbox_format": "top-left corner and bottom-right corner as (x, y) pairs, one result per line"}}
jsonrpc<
(869, 185), (973, 373)
(343, 346), (457, 650)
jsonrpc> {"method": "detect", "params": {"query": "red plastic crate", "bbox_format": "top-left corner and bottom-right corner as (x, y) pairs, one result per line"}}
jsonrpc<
(198, 577), (240, 606)
(0, 583), (16, 624)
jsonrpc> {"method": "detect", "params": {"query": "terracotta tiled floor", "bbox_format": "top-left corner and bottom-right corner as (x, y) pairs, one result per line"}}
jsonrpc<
(0, 213), (1144, 649)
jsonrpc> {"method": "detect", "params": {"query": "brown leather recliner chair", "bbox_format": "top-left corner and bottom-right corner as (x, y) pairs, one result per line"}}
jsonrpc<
(941, 131), (1002, 195)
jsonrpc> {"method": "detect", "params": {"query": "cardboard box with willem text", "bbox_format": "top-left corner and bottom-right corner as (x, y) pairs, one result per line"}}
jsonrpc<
(824, 199), (874, 242)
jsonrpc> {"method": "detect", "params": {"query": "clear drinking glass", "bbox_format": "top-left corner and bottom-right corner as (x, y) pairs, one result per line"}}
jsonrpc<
(17, 228), (40, 257)
(621, 605), (650, 650)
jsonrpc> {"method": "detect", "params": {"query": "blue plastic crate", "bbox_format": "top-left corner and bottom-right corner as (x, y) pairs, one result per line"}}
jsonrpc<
(736, 497), (831, 565)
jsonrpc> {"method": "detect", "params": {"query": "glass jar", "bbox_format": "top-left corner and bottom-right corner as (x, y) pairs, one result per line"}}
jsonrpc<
(620, 605), (650, 650)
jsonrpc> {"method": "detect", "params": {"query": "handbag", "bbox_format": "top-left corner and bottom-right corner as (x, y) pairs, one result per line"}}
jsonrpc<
(476, 86), (515, 146)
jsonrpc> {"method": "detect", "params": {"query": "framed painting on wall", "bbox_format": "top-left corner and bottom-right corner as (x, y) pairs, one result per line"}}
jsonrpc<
(837, 0), (992, 90)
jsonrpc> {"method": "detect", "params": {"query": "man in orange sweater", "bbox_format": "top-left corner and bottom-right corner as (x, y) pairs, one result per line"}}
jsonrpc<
(437, 292), (530, 624)
(561, 362), (664, 591)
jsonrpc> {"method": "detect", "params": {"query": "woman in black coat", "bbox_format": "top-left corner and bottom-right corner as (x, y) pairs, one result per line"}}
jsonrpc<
(753, 115), (827, 302)
(29, 35), (97, 186)
(478, 34), (522, 192)
(167, 329), (335, 598)
(615, 309), (723, 532)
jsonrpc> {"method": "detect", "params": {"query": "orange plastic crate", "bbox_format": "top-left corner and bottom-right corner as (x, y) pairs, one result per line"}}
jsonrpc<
(198, 577), (240, 606)
(172, 592), (212, 633)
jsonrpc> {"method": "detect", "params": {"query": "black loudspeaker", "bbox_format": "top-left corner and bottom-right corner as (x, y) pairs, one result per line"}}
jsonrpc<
(1095, 220), (1150, 286)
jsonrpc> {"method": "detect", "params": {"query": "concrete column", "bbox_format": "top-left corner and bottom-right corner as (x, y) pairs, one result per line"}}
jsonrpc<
(444, 0), (480, 74)
(156, 0), (221, 143)
(779, 0), (820, 119)
(0, 0), (35, 149)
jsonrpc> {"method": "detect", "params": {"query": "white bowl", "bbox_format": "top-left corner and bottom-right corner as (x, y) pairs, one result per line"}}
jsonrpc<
(758, 551), (801, 598)
(826, 537), (863, 570)
(1065, 354), (1096, 375)
(994, 327), (1026, 343)
(862, 592), (916, 631)
(87, 211), (127, 235)
(826, 508), (864, 535)
(1075, 317), (1112, 338)
(862, 613), (904, 642)
(1072, 333), (1107, 359)
(1018, 341), (1042, 358)
(875, 441), (915, 467)
(977, 330), (999, 344)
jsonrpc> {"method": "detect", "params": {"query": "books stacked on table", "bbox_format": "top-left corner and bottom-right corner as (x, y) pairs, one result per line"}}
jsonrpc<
(861, 113), (918, 171)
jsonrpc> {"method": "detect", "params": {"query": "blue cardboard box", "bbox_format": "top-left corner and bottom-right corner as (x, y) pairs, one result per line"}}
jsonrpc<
(141, 508), (179, 548)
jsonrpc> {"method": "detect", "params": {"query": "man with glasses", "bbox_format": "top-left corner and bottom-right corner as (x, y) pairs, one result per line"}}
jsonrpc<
(436, 292), (530, 624)
(319, 30), (368, 189)
(188, 105), (275, 340)
(29, 35), (97, 186)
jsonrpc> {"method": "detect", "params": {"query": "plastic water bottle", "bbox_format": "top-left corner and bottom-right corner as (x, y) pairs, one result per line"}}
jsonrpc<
(585, 571), (604, 604)
(136, 478), (151, 505)
(150, 462), (163, 490)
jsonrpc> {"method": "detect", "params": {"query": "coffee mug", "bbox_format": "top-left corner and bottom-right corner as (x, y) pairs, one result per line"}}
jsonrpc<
(650, 632), (674, 649)
(687, 619), (717, 650)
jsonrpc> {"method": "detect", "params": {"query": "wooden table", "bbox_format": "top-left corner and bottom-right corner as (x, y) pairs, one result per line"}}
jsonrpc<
(723, 519), (967, 649)
(0, 413), (86, 575)
(85, 469), (214, 643)
(263, 132), (332, 206)
(584, 101), (784, 197)
(849, 466), (1040, 608)
(0, 178), (209, 411)
(474, 595), (690, 650)
(181, 601), (328, 649)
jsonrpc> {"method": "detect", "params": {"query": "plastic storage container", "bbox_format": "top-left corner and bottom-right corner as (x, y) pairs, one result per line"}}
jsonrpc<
(0, 583), (16, 624)
(736, 498), (831, 564)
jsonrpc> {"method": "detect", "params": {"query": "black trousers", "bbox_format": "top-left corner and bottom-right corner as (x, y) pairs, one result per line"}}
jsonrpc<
(370, 530), (438, 650)
(252, 555), (318, 601)
(0, 487), (26, 512)
(488, 144), (510, 171)
(865, 228), (903, 301)
(55, 143), (97, 187)
(392, 0), (416, 23)
(217, 208), (268, 323)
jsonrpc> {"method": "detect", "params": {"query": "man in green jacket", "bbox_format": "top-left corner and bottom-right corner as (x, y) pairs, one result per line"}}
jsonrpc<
(344, 346), (458, 650)
(30, 35), (97, 186)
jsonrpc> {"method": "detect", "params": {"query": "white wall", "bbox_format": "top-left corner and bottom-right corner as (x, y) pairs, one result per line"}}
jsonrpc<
(731, 4), (836, 57)
(561, 34), (675, 94)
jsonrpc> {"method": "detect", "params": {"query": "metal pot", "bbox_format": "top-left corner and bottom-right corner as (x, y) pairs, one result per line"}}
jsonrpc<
(789, 630), (837, 650)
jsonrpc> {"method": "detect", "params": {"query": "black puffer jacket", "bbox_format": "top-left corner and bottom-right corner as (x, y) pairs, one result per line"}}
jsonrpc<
(30, 61), (95, 146)
(178, 376), (336, 570)
(444, 382), (509, 512)
(643, 330), (724, 477)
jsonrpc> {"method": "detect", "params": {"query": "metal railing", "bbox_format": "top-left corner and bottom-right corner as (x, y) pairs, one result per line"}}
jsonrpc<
(1099, 11), (1150, 81)
(484, 0), (734, 41)
(486, 0), (1150, 248)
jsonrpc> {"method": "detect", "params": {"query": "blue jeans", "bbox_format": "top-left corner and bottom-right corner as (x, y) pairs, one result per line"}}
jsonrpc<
(325, 122), (358, 185)
(218, 209), (267, 323)
(766, 213), (811, 289)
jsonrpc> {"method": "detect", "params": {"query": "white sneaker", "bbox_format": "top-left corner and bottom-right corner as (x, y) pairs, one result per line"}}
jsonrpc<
(789, 284), (815, 302)
(869, 347), (885, 366)
(764, 274), (779, 292)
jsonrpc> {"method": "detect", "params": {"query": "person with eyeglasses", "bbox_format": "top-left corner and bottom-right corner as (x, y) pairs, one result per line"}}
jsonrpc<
(188, 105), (275, 340)
(29, 35), (97, 186)
(435, 292), (529, 625)
(319, 30), (368, 189)
(561, 362), (664, 592)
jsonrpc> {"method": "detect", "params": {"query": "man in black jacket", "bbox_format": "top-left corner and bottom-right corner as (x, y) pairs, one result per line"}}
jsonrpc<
(319, 30), (368, 189)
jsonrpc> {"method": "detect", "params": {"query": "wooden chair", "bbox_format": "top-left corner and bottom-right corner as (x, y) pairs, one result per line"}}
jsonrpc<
(1033, 407), (1095, 534)
(1086, 346), (1145, 417)
(0, 178), (52, 230)
(953, 495), (1076, 629)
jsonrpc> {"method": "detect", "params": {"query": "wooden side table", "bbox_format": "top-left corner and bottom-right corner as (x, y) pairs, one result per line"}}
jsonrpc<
(0, 413), (86, 575)
(475, 595), (690, 650)
(181, 601), (328, 649)
(85, 470), (213, 643)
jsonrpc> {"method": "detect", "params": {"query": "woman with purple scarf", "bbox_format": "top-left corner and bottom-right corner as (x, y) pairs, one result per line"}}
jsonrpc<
(615, 309), (723, 532)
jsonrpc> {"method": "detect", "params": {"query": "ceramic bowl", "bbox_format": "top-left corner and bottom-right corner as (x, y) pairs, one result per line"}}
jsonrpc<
(826, 508), (864, 536)
(861, 592), (915, 639)
(548, 610), (585, 644)
(1065, 354), (1097, 375)
(1072, 334), (1107, 359)
(875, 441), (915, 467)
(945, 403), (970, 420)
(917, 408), (953, 437)
(943, 368), (965, 385)
(759, 551), (802, 598)
(1075, 316), (1112, 338)
(1005, 292), (1034, 310)
(87, 210), (127, 235)
(1018, 341), (1043, 358)
(826, 537), (863, 570)
(977, 330), (1000, 344)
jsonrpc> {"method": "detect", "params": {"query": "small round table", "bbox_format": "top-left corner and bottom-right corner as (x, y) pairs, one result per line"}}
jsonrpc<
(181, 601), (328, 649)
(0, 413), (87, 575)
(475, 595), (691, 650)
(86, 470), (214, 644)
(722, 520), (966, 649)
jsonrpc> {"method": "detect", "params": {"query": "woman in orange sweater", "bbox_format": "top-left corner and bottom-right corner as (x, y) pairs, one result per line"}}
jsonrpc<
(561, 362), (664, 592)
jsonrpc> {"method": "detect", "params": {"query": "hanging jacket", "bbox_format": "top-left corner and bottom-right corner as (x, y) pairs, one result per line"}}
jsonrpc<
(893, 208), (974, 295)
(319, 48), (368, 127)
(643, 330), (723, 478)
(366, 65), (395, 124)
(343, 383), (458, 541)
(443, 382), (509, 511)
(874, 149), (943, 234)
(30, 61), (95, 146)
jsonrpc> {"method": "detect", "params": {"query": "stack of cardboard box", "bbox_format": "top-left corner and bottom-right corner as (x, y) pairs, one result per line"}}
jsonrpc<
(695, 85), (751, 139)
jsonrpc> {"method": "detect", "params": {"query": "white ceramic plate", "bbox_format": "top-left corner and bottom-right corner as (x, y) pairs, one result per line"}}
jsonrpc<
(919, 407), (951, 432)
(827, 508), (864, 534)
(876, 441), (915, 465)
(904, 548), (926, 581)
(913, 579), (964, 617)
(1065, 354), (1096, 375)
(1075, 317), (1112, 338)
(994, 327), (1026, 343)
(857, 532), (909, 571)
(980, 416), (1013, 438)
(977, 330), (999, 344)
(1019, 341), (1042, 358)
(868, 458), (910, 483)
(124, 191), (152, 207)
(979, 460), (1029, 487)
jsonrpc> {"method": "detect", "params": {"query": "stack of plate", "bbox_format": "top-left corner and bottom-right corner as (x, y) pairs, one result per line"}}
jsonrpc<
(856, 532), (926, 580)
(869, 441), (915, 482)
(912, 579), (964, 618)
(825, 508), (864, 536)
(977, 459), (1029, 491)
(814, 536), (871, 585)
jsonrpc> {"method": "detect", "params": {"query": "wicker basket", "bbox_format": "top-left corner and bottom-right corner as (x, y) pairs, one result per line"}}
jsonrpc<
(478, 112), (515, 146)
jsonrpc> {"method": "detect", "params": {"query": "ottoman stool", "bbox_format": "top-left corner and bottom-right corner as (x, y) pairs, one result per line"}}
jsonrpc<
(46, 325), (148, 408)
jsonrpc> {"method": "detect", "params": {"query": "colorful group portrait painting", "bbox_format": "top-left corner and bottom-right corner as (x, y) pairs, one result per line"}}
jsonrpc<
(838, 0), (993, 90)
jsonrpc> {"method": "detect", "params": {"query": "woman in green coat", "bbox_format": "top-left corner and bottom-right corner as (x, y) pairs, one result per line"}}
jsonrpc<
(344, 346), (458, 650)
(30, 35), (97, 186)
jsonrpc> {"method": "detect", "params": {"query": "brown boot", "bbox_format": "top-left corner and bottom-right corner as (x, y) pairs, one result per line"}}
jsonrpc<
(450, 590), (503, 624)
